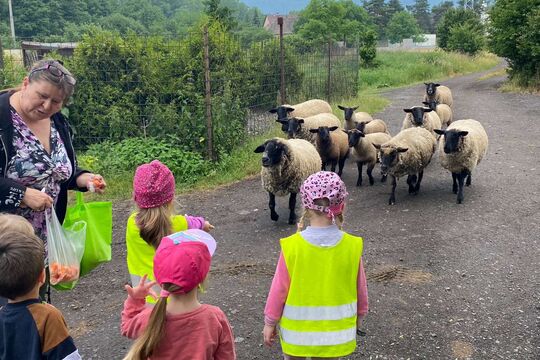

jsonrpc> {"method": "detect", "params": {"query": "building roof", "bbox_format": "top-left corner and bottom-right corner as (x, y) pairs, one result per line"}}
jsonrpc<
(263, 14), (299, 35)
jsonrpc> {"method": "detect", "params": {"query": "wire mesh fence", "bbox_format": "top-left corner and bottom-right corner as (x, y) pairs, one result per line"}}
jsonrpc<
(0, 28), (359, 159)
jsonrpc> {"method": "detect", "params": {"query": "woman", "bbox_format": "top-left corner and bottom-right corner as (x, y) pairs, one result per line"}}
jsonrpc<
(0, 59), (106, 302)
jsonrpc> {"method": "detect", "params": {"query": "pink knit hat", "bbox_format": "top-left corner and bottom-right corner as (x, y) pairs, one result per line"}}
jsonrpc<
(300, 171), (348, 219)
(133, 160), (175, 209)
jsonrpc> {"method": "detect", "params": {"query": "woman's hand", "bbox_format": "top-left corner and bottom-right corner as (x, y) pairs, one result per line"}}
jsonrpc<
(21, 187), (53, 211)
(263, 325), (277, 347)
(77, 173), (107, 194)
(203, 221), (215, 232)
(124, 274), (158, 300)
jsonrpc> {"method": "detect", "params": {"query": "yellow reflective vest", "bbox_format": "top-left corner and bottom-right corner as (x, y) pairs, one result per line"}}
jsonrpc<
(125, 213), (188, 304)
(279, 232), (363, 358)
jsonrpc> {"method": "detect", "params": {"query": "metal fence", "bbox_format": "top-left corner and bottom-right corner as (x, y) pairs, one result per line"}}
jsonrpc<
(0, 27), (359, 159)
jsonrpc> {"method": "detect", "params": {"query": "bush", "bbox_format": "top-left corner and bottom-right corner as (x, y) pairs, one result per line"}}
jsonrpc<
(447, 22), (485, 55)
(436, 9), (484, 52)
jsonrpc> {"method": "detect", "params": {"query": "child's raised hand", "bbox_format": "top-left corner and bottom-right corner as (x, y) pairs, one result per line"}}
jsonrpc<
(125, 274), (158, 300)
(203, 221), (215, 232)
(263, 325), (277, 347)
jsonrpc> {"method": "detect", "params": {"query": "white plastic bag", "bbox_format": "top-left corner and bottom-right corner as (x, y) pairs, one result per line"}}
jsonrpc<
(46, 207), (86, 285)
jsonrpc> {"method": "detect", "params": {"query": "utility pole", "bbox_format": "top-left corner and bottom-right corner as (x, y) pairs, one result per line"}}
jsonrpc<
(8, 0), (16, 43)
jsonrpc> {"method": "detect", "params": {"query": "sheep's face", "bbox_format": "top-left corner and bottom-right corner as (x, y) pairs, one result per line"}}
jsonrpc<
(284, 117), (304, 139)
(424, 82), (440, 96)
(377, 146), (408, 174)
(435, 129), (469, 154)
(422, 100), (438, 111)
(404, 107), (431, 126)
(254, 140), (287, 167)
(338, 105), (359, 121)
(347, 128), (365, 148)
(269, 106), (295, 122)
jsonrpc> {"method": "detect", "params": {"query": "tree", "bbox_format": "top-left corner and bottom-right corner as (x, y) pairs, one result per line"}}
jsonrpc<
(409, 0), (432, 33)
(363, 0), (388, 38)
(436, 8), (481, 50)
(431, 1), (454, 30)
(386, 0), (405, 20)
(489, 0), (540, 87)
(386, 11), (424, 44)
(203, 0), (237, 30)
(447, 22), (484, 54)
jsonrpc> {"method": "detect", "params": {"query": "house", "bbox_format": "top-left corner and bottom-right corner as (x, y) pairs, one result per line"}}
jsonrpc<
(21, 41), (77, 67)
(263, 14), (299, 36)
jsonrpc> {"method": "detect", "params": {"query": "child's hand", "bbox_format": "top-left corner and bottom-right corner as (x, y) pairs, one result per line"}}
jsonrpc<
(263, 325), (277, 347)
(125, 274), (158, 300)
(203, 221), (214, 232)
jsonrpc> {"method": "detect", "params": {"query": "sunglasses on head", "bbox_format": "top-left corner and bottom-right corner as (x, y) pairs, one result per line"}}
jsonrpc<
(29, 63), (76, 86)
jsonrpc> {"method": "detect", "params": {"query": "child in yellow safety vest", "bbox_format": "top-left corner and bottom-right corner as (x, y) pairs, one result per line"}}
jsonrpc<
(263, 171), (368, 360)
(125, 160), (213, 304)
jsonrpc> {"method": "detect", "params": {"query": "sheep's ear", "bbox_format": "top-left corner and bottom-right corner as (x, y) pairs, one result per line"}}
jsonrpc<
(403, 108), (412, 113)
(434, 129), (445, 136)
(328, 126), (339, 131)
(338, 105), (345, 110)
(424, 108), (433, 112)
(277, 119), (288, 125)
(397, 147), (409, 153)
(352, 106), (359, 110)
(424, 82), (429, 86)
(434, 83), (440, 87)
(422, 101), (429, 106)
(309, 128), (319, 133)
(459, 131), (469, 137)
(269, 108), (277, 114)
(254, 144), (266, 153)
(285, 106), (295, 113)
(342, 129), (349, 134)
(297, 119), (304, 124)
(373, 143), (381, 150)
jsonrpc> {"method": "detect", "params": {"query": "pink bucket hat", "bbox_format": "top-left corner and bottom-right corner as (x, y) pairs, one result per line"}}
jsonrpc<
(300, 171), (348, 219)
(153, 229), (217, 297)
(133, 160), (175, 209)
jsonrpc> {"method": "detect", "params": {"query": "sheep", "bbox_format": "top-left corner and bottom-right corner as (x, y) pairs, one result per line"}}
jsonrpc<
(422, 100), (453, 127)
(434, 119), (488, 204)
(346, 123), (392, 186)
(361, 118), (390, 135)
(373, 127), (437, 205)
(423, 82), (453, 107)
(338, 105), (373, 130)
(270, 99), (332, 131)
(254, 137), (322, 224)
(309, 126), (349, 176)
(278, 113), (342, 142)
(401, 106), (442, 139)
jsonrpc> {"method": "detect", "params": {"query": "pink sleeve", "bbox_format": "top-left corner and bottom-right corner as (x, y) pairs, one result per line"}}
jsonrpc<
(185, 215), (206, 229)
(357, 257), (369, 316)
(120, 296), (152, 339)
(264, 252), (290, 326)
(214, 311), (237, 360)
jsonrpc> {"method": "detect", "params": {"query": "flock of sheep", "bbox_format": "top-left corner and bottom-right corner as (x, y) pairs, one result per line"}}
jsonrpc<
(256, 83), (489, 224)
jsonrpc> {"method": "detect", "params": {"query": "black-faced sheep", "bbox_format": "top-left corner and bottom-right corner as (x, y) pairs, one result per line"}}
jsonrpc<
(374, 127), (437, 205)
(434, 119), (488, 204)
(270, 99), (332, 131)
(422, 100), (453, 127)
(279, 113), (342, 142)
(338, 105), (373, 130)
(346, 124), (391, 186)
(309, 126), (349, 176)
(254, 138), (322, 224)
(423, 82), (453, 107)
(402, 106), (442, 139)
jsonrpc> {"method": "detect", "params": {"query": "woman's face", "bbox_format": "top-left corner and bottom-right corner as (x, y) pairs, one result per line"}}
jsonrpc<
(19, 78), (65, 122)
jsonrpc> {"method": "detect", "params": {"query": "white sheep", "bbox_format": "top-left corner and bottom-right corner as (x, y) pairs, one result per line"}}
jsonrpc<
(309, 126), (349, 176)
(279, 113), (342, 142)
(270, 99), (332, 131)
(358, 119), (390, 135)
(434, 119), (488, 204)
(338, 105), (373, 130)
(374, 127), (437, 205)
(422, 100), (453, 127)
(346, 125), (391, 186)
(402, 106), (442, 139)
(423, 82), (453, 107)
(254, 137), (322, 224)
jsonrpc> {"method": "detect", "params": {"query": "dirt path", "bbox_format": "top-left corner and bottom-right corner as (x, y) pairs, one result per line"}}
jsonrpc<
(55, 66), (540, 359)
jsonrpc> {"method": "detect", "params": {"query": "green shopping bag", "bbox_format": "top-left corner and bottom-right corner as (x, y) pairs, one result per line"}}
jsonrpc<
(63, 192), (112, 277)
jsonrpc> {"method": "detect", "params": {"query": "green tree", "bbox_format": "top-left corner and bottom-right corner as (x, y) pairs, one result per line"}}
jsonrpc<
(431, 1), (454, 30)
(447, 22), (484, 54)
(436, 8), (481, 50)
(409, 0), (432, 32)
(386, 11), (424, 44)
(204, 0), (238, 30)
(363, 0), (388, 38)
(386, 0), (405, 20)
(489, 0), (540, 87)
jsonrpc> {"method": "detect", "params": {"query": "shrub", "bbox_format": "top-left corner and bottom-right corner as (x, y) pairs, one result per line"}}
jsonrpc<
(447, 22), (485, 55)
(436, 9), (484, 51)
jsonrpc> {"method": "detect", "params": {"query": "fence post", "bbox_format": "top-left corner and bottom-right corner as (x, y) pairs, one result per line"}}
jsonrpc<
(203, 25), (214, 161)
(278, 17), (286, 104)
(0, 38), (4, 86)
(327, 38), (331, 102)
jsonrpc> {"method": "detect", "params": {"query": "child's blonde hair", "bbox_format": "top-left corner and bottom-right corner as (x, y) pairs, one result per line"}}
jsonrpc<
(0, 214), (35, 235)
(297, 198), (345, 231)
(135, 202), (174, 249)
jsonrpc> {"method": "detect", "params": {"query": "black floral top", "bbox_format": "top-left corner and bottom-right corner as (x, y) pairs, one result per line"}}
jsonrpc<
(6, 109), (72, 258)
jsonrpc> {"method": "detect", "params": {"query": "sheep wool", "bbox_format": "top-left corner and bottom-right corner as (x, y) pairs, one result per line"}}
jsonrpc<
(402, 108), (442, 139)
(260, 138), (322, 196)
(295, 113), (342, 142)
(424, 85), (453, 107)
(435, 103), (453, 127)
(363, 119), (390, 135)
(312, 127), (349, 175)
(438, 119), (488, 174)
(350, 132), (392, 165)
(283, 99), (332, 119)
